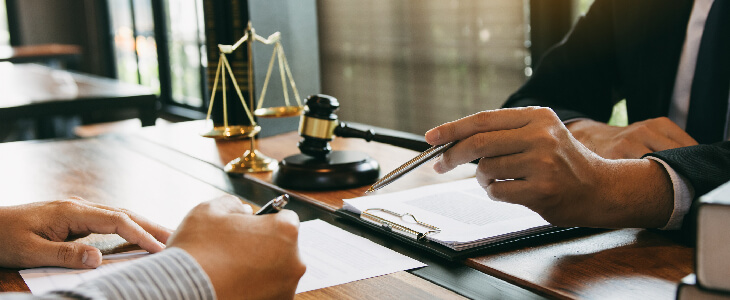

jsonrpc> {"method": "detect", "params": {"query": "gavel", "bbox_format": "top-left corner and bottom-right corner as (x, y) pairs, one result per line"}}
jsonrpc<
(297, 94), (431, 159)
(272, 94), (430, 190)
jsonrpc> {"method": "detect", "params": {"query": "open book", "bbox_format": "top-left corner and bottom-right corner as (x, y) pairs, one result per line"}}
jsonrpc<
(343, 178), (562, 252)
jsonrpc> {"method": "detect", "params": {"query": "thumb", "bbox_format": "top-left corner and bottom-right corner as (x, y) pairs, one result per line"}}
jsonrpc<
(32, 239), (103, 269)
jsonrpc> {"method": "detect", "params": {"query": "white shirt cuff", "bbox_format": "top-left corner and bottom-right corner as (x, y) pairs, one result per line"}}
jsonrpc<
(645, 156), (695, 230)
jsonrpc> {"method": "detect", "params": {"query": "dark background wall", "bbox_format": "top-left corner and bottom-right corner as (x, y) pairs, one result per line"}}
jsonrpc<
(6, 0), (114, 77)
(250, 0), (320, 136)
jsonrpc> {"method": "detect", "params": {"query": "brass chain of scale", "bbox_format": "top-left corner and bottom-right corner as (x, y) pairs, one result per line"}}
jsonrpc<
(201, 45), (260, 139)
(201, 27), (302, 140)
(254, 39), (303, 118)
(201, 24), (304, 173)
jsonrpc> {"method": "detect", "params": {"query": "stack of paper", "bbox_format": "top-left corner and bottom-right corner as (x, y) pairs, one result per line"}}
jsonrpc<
(343, 178), (556, 251)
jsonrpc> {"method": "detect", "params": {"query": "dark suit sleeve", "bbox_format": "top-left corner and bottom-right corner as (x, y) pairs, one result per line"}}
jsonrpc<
(503, 0), (622, 122)
(646, 142), (730, 197)
(644, 142), (730, 238)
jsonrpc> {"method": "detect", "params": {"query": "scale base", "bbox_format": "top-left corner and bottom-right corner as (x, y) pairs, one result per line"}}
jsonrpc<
(273, 151), (380, 190)
(225, 149), (278, 174)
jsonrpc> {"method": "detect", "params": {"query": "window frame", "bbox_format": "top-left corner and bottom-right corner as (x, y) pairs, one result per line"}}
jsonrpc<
(151, 0), (208, 120)
(2, 0), (580, 121)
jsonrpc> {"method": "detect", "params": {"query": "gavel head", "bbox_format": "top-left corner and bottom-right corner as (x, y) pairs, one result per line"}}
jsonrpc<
(297, 94), (340, 159)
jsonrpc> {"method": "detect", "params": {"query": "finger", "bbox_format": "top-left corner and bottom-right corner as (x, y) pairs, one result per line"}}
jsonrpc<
(612, 143), (654, 159)
(425, 107), (544, 145)
(251, 209), (301, 242)
(482, 179), (560, 217)
(27, 237), (103, 269)
(643, 117), (698, 147)
(434, 127), (531, 173)
(121, 210), (173, 244)
(663, 126), (698, 147)
(207, 195), (254, 215)
(241, 203), (254, 214)
(480, 179), (534, 207)
(66, 206), (167, 254)
(73, 200), (173, 245)
(272, 209), (300, 227)
(475, 153), (530, 181)
(251, 209), (300, 226)
(640, 128), (684, 153)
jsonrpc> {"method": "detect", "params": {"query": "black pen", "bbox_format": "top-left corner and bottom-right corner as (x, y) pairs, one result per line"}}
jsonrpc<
(255, 194), (290, 215)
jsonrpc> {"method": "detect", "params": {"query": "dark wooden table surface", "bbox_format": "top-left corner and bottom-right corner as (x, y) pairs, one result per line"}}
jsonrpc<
(0, 120), (694, 299)
(0, 44), (81, 66)
(128, 120), (694, 300)
(0, 63), (156, 138)
(0, 136), (469, 299)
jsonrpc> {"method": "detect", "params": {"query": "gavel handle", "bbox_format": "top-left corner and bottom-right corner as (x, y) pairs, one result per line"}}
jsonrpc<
(333, 122), (432, 152)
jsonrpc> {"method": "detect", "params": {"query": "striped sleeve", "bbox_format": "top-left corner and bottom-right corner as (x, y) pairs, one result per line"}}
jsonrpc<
(48, 247), (216, 300)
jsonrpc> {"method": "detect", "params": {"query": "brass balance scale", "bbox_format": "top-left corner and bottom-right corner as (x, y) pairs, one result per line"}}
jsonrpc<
(201, 22), (303, 174)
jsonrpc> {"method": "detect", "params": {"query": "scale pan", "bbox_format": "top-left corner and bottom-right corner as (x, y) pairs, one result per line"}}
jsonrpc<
(253, 105), (303, 118)
(200, 125), (261, 140)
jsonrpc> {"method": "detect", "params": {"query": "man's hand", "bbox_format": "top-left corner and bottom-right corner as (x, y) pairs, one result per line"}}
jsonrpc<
(566, 117), (698, 159)
(425, 107), (674, 228)
(0, 197), (171, 269)
(167, 195), (306, 300)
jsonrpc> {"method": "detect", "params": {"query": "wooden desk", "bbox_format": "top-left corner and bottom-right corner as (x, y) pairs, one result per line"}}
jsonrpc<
(128, 120), (693, 299)
(0, 44), (81, 67)
(0, 63), (156, 138)
(0, 137), (467, 299)
(134, 121), (479, 211)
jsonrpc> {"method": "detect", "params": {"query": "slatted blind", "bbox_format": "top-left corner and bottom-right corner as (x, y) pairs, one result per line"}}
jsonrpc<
(318, 0), (528, 134)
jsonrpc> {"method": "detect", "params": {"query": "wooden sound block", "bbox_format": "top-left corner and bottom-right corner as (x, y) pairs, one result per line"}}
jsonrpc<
(273, 151), (379, 190)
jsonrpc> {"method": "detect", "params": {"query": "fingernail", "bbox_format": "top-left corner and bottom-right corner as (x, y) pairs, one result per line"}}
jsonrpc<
(241, 204), (254, 214)
(82, 250), (101, 268)
(425, 129), (440, 143)
(433, 158), (445, 174)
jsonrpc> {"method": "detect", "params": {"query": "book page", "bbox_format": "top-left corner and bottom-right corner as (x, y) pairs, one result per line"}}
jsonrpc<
(344, 178), (551, 246)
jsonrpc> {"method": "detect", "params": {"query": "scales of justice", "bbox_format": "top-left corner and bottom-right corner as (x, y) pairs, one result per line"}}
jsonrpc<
(198, 23), (413, 189)
(200, 22), (303, 174)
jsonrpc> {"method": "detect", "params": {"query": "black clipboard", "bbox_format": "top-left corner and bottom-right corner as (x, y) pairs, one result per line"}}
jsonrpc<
(335, 208), (596, 261)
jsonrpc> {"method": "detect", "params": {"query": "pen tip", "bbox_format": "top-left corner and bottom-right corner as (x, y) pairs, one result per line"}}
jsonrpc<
(365, 188), (374, 194)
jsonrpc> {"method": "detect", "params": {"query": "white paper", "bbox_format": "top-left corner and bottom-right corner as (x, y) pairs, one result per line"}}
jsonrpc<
(343, 178), (554, 250)
(21, 220), (425, 295)
(21, 250), (149, 295)
(295, 219), (425, 293)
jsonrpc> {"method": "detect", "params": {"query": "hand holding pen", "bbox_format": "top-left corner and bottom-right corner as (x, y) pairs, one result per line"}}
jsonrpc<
(167, 194), (304, 299)
(419, 107), (672, 229)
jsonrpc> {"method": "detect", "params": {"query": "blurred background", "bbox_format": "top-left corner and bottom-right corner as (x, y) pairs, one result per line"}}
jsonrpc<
(0, 0), (601, 142)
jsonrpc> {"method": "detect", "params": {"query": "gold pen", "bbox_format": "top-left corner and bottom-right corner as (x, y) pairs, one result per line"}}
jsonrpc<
(366, 141), (458, 193)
